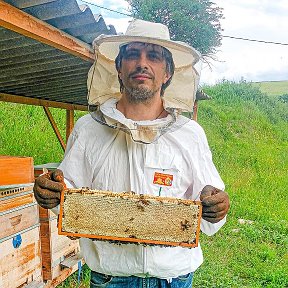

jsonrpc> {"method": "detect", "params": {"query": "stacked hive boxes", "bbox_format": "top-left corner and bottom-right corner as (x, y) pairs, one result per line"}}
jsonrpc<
(0, 158), (82, 288)
(0, 156), (43, 287)
(34, 163), (82, 287)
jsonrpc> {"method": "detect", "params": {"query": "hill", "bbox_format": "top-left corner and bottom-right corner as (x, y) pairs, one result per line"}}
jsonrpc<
(0, 81), (287, 287)
(196, 80), (287, 287)
(253, 80), (288, 97)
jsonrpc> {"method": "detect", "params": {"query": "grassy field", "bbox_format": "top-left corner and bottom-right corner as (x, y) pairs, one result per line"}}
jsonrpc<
(253, 80), (288, 97)
(0, 80), (287, 287)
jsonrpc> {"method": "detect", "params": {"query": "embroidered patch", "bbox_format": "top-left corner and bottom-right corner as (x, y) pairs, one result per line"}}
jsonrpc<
(153, 172), (173, 186)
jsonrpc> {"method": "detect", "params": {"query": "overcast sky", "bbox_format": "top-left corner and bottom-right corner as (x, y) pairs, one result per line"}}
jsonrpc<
(79, 0), (288, 85)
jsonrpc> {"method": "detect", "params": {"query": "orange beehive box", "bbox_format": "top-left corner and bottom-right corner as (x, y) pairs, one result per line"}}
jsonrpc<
(0, 156), (34, 185)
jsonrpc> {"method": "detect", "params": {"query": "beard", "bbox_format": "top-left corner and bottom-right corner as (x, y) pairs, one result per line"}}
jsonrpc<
(124, 86), (160, 104)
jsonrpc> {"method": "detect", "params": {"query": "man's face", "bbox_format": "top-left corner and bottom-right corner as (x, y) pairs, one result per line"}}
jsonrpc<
(118, 42), (171, 103)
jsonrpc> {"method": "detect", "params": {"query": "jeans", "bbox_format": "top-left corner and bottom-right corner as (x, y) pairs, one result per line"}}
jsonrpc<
(90, 271), (193, 288)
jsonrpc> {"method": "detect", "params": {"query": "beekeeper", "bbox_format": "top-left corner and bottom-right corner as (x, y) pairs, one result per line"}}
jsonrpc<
(34, 19), (230, 288)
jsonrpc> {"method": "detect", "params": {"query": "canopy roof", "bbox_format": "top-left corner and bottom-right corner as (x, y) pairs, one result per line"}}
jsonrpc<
(0, 0), (116, 110)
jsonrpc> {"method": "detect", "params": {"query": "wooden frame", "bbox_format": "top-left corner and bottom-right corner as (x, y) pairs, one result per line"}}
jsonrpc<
(58, 189), (202, 248)
(0, 93), (86, 111)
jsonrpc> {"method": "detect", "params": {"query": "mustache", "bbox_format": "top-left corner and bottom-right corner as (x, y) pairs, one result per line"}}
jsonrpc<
(129, 68), (154, 78)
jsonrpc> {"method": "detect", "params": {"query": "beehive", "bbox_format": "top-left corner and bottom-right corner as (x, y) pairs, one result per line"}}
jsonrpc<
(0, 185), (43, 288)
(0, 156), (34, 185)
(58, 189), (202, 248)
(34, 164), (82, 285)
(38, 206), (81, 283)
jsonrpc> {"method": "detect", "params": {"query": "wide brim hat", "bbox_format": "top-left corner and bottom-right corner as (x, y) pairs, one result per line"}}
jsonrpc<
(87, 19), (202, 112)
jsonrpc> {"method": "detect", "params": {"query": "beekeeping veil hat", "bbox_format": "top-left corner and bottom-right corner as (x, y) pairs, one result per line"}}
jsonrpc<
(87, 19), (201, 143)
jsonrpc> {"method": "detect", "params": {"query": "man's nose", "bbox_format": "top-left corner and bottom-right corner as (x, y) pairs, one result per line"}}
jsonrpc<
(136, 52), (149, 69)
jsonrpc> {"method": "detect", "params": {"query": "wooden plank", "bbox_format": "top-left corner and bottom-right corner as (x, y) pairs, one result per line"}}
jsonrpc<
(60, 252), (82, 269)
(39, 212), (53, 280)
(0, 193), (35, 213)
(50, 221), (79, 265)
(0, 1), (95, 62)
(66, 109), (74, 142)
(0, 226), (42, 288)
(39, 208), (80, 281)
(38, 206), (56, 221)
(193, 100), (198, 121)
(43, 106), (66, 151)
(0, 184), (34, 199)
(25, 279), (45, 288)
(43, 258), (85, 288)
(0, 156), (34, 185)
(0, 203), (39, 239)
(0, 93), (87, 111)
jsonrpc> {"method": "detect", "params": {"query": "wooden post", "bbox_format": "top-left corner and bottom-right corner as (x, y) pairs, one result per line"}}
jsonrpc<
(193, 100), (198, 121)
(0, 93), (87, 111)
(66, 109), (74, 143)
(43, 106), (66, 151)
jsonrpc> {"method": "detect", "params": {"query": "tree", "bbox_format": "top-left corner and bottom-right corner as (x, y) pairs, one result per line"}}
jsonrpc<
(127, 0), (224, 57)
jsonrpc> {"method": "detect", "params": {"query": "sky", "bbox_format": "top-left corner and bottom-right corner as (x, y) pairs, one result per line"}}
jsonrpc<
(79, 0), (288, 85)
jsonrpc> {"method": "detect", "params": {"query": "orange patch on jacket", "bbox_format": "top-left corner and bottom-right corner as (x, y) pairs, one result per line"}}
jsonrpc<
(153, 172), (173, 186)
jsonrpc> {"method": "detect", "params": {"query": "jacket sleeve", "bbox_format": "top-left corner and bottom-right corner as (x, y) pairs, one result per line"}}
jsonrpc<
(200, 217), (226, 236)
(186, 122), (227, 236)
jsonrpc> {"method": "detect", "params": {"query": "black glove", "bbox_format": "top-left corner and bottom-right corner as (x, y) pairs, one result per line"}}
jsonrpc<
(200, 185), (230, 223)
(33, 169), (65, 209)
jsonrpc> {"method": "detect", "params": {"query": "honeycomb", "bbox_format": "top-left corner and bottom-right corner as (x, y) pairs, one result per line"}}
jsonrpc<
(58, 188), (202, 248)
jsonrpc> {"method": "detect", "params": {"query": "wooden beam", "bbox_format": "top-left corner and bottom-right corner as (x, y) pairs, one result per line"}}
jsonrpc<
(43, 106), (66, 152)
(66, 109), (74, 143)
(0, 93), (87, 111)
(0, 0), (95, 62)
(193, 100), (198, 121)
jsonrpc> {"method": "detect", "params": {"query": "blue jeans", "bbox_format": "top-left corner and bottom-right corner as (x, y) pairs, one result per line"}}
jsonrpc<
(90, 271), (193, 288)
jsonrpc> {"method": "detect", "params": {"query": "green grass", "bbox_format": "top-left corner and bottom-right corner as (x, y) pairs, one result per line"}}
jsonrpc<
(1, 80), (287, 287)
(0, 103), (86, 165)
(194, 80), (288, 287)
(253, 80), (288, 97)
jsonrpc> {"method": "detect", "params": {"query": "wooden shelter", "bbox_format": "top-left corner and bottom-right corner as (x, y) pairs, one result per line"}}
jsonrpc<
(0, 0), (116, 150)
(0, 0), (116, 287)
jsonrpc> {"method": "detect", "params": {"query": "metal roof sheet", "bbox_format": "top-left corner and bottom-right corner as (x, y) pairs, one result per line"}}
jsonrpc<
(0, 0), (117, 107)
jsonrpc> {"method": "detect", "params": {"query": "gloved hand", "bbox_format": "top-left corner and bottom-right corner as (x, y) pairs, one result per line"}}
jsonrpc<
(200, 185), (230, 223)
(33, 169), (65, 209)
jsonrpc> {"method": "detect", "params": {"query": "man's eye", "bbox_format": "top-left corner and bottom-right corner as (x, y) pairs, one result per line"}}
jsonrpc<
(124, 51), (139, 59)
(148, 53), (163, 61)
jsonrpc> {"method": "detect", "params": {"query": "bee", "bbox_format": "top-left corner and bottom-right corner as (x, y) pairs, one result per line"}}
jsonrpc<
(136, 195), (150, 211)
(180, 219), (191, 231)
(136, 202), (145, 211)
